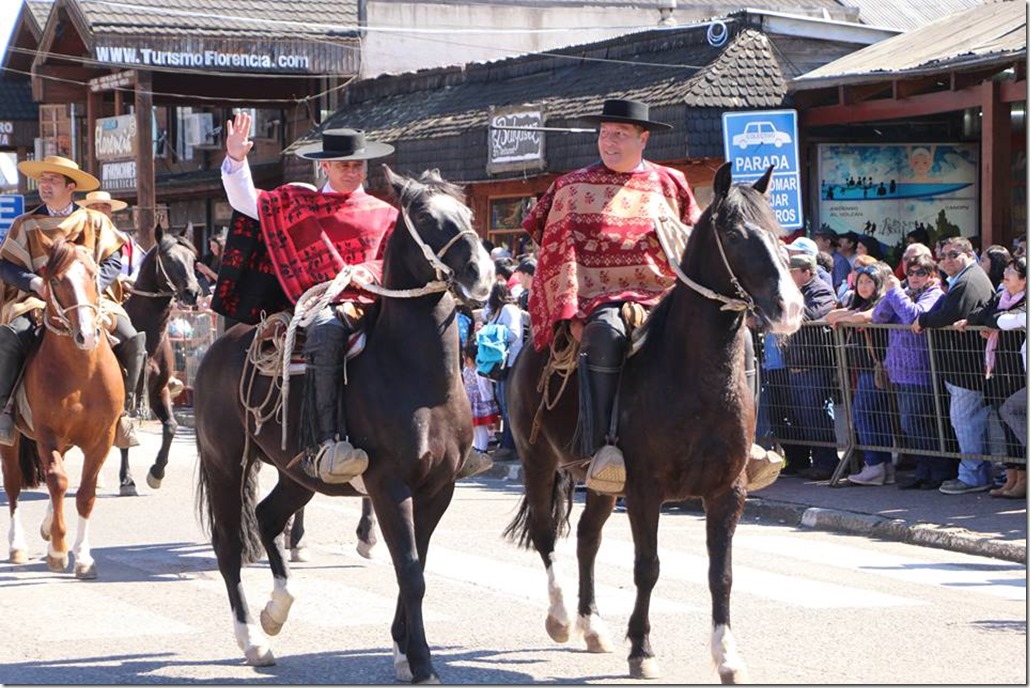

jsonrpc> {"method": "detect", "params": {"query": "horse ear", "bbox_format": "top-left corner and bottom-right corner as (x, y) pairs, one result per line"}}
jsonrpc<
(753, 165), (775, 196)
(713, 162), (733, 199)
(382, 164), (406, 196)
(154, 224), (165, 243)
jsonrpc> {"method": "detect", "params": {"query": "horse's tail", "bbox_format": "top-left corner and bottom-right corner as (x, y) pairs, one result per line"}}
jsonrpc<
(195, 441), (264, 566)
(503, 469), (574, 549)
(17, 435), (44, 488)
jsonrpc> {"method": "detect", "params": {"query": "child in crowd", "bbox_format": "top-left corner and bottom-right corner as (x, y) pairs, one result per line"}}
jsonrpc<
(463, 339), (500, 453)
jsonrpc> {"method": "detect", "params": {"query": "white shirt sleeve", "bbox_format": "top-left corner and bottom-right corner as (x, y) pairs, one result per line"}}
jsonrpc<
(220, 156), (259, 220)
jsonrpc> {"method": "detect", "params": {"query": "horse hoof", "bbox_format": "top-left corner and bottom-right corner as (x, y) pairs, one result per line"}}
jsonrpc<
(356, 540), (376, 560)
(414, 674), (441, 685)
(244, 644), (276, 666)
(584, 632), (613, 654)
(629, 656), (662, 680)
(119, 481), (138, 497)
(289, 546), (309, 563)
(146, 471), (162, 490)
(393, 643), (413, 682)
(545, 614), (571, 643)
(9, 548), (27, 564)
(74, 561), (97, 579)
(260, 608), (284, 637)
(47, 553), (68, 572)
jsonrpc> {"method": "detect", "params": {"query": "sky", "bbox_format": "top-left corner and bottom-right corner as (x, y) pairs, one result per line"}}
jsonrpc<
(0, 2), (18, 64)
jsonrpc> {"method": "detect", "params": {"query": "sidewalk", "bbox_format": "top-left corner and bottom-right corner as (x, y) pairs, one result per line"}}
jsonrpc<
(479, 460), (1027, 564)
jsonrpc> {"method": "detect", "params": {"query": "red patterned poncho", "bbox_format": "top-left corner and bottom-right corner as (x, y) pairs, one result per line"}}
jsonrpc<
(522, 162), (701, 351)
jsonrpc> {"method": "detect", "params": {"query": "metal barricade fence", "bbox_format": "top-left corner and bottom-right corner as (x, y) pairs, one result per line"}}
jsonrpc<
(758, 321), (1026, 485)
(167, 307), (221, 405)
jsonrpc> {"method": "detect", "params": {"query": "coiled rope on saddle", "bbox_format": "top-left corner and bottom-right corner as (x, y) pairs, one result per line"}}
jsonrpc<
(530, 324), (579, 445)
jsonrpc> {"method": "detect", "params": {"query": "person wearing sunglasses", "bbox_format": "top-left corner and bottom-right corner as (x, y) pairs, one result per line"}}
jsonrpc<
(872, 254), (949, 489)
(913, 236), (996, 495)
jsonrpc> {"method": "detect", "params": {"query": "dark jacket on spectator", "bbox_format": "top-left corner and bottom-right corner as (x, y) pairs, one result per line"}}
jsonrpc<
(917, 263), (995, 390)
(784, 275), (837, 370)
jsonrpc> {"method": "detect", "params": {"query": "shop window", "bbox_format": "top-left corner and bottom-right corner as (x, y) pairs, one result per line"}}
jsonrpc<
(488, 196), (535, 257)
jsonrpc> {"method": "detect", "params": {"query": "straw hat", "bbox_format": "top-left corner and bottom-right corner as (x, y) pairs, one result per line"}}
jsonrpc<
(76, 190), (128, 212)
(17, 156), (100, 191)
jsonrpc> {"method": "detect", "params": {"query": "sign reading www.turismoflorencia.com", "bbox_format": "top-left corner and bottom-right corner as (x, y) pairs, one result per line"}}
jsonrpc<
(93, 37), (358, 75)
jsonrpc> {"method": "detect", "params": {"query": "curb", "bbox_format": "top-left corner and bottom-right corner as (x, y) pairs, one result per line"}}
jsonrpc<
(478, 462), (1027, 565)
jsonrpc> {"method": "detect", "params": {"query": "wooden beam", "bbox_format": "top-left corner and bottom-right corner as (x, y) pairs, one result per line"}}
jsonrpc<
(841, 82), (891, 105)
(952, 67), (1003, 91)
(980, 79), (1011, 248)
(799, 87), (986, 126)
(135, 71), (156, 250)
(86, 88), (100, 175)
(893, 76), (945, 99)
(1001, 78), (1027, 103)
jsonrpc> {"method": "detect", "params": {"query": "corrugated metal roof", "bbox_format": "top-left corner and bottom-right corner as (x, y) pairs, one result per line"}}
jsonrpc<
(840, 0), (988, 31)
(793, 0), (1026, 86)
(74, 0), (360, 40)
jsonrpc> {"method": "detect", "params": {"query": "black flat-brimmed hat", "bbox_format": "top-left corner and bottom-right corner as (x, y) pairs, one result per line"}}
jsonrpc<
(577, 99), (672, 131)
(294, 128), (395, 161)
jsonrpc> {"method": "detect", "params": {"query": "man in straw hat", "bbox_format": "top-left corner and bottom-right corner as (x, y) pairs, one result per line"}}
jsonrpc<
(76, 190), (146, 284)
(523, 98), (778, 494)
(0, 156), (147, 449)
(219, 112), (492, 484)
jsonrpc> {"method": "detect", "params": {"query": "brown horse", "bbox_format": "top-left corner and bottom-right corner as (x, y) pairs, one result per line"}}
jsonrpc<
(1, 238), (124, 578)
(194, 167), (494, 681)
(503, 164), (804, 682)
(117, 225), (201, 495)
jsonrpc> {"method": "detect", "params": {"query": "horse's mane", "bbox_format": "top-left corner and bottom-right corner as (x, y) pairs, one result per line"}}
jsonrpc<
(394, 169), (466, 208)
(45, 238), (95, 279)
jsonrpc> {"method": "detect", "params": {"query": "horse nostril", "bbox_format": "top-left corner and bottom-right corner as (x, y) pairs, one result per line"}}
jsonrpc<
(75, 332), (86, 347)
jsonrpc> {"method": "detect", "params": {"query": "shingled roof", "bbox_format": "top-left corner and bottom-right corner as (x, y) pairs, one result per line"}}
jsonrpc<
(294, 19), (794, 180)
(73, 0), (360, 40)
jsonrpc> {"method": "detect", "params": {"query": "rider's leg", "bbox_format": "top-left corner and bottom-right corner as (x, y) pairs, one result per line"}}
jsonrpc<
(743, 329), (783, 491)
(302, 306), (367, 484)
(111, 314), (147, 449)
(0, 316), (37, 446)
(580, 304), (628, 494)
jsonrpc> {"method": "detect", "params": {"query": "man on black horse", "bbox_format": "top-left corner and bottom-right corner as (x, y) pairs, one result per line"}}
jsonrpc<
(523, 99), (777, 495)
(0, 156), (146, 449)
(218, 112), (491, 484)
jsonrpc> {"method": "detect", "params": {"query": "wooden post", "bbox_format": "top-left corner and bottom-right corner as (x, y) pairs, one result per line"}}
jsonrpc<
(980, 79), (1011, 248)
(135, 71), (155, 250)
(86, 88), (100, 179)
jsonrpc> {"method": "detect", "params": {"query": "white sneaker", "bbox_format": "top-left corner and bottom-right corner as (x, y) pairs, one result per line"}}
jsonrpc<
(847, 463), (887, 486)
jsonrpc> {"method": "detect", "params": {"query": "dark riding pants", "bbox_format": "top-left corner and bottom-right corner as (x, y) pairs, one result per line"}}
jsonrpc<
(303, 306), (350, 448)
(578, 303), (628, 456)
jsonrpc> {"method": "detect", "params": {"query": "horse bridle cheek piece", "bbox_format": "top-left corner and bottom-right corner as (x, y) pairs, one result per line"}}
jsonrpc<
(43, 273), (105, 339)
(129, 244), (178, 299)
(399, 203), (479, 288)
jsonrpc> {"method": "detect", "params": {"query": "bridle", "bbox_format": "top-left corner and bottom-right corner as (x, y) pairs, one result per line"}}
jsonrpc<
(129, 241), (181, 299)
(657, 204), (756, 313)
(43, 266), (104, 339)
(394, 201), (481, 291)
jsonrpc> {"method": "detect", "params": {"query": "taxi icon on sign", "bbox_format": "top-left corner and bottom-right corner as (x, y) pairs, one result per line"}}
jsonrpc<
(732, 121), (792, 149)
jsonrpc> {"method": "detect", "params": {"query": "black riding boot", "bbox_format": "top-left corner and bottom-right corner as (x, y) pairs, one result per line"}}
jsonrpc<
(304, 358), (368, 484)
(578, 307), (628, 494)
(113, 332), (147, 448)
(0, 327), (26, 446)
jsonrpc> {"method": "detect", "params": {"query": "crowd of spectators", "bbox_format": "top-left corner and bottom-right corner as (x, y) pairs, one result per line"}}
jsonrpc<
(757, 230), (1026, 498)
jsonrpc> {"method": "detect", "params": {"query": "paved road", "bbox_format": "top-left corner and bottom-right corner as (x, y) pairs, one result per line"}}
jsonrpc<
(0, 423), (1025, 684)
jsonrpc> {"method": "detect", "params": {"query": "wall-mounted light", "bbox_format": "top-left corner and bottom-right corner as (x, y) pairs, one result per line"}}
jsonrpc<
(658, 0), (677, 26)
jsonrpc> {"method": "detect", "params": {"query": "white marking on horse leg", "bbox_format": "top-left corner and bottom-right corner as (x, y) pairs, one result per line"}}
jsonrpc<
(71, 514), (93, 569)
(577, 613), (614, 653)
(260, 576), (294, 636)
(40, 502), (54, 541)
(545, 553), (572, 643)
(711, 623), (749, 683)
(393, 641), (413, 682)
(9, 503), (28, 563)
(234, 618), (275, 666)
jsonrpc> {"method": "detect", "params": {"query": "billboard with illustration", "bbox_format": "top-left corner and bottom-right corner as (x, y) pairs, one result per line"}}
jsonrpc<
(817, 143), (979, 249)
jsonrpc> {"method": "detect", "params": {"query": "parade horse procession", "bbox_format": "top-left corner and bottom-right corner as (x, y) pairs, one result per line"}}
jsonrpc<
(0, 122), (803, 682)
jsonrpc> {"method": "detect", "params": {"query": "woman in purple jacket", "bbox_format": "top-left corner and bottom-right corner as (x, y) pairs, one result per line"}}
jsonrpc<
(872, 254), (949, 489)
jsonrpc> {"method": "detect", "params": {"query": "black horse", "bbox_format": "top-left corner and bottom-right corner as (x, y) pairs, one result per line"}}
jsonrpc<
(194, 167), (493, 682)
(118, 226), (201, 495)
(504, 163), (803, 682)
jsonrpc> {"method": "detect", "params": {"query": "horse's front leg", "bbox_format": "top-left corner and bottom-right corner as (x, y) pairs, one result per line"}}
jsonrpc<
(71, 442), (109, 579)
(576, 490), (617, 653)
(624, 491), (662, 679)
(39, 441), (70, 573)
(1, 443), (28, 563)
(704, 486), (749, 684)
(146, 381), (178, 490)
(254, 474), (313, 637)
(374, 480), (440, 684)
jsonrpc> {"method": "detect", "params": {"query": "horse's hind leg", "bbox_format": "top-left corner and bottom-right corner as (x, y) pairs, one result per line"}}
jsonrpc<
(355, 496), (377, 559)
(1, 443), (28, 563)
(624, 493), (663, 679)
(704, 488), (749, 684)
(283, 507), (308, 562)
(254, 474), (314, 637)
(117, 448), (137, 496)
(575, 491), (618, 653)
(522, 464), (575, 646)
